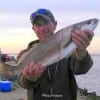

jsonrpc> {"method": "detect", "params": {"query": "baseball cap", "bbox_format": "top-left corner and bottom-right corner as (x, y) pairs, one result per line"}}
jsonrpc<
(30, 8), (55, 25)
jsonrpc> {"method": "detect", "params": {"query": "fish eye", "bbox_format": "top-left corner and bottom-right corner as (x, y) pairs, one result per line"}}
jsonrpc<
(87, 21), (91, 24)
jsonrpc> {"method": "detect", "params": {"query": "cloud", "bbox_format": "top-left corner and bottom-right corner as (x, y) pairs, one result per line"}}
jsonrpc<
(0, 0), (100, 13)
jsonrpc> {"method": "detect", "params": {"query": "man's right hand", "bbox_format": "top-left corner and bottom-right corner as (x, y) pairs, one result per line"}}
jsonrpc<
(21, 61), (46, 82)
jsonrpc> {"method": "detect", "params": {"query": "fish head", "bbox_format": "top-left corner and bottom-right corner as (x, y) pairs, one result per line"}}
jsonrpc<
(74, 18), (99, 31)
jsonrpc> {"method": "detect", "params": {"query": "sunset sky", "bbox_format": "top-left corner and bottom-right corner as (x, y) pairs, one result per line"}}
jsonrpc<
(0, 0), (100, 54)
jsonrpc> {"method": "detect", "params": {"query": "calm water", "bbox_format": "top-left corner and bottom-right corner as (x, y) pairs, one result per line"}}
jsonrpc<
(76, 55), (100, 96)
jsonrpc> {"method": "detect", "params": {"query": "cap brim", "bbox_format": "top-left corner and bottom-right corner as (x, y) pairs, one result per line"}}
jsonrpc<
(32, 14), (50, 24)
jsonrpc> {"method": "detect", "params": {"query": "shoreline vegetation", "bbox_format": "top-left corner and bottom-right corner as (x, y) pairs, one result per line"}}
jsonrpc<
(77, 88), (100, 100)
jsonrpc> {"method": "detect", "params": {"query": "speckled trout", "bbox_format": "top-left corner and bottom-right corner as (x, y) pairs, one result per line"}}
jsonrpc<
(0, 18), (99, 79)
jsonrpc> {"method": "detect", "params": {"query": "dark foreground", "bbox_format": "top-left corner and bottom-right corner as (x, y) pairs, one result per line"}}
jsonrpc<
(0, 86), (100, 100)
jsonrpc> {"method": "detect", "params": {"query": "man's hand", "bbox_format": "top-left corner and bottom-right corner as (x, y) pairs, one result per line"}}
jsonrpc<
(72, 29), (94, 60)
(21, 61), (46, 82)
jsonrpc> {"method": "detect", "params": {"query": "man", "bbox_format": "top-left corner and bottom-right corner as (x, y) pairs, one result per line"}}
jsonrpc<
(18, 8), (94, 100)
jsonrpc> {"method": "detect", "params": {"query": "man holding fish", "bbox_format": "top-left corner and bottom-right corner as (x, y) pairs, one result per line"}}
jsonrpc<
(18, 8), (94, 100)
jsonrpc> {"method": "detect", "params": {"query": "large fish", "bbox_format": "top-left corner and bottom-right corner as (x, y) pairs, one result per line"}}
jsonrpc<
(0, 18), (99, 79)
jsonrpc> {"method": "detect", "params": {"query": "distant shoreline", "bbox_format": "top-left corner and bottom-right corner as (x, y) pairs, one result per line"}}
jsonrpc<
(8, 53), (100, 56)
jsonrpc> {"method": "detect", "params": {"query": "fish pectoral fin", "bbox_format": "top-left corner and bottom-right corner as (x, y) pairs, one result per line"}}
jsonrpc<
(63, 40), (72, 48)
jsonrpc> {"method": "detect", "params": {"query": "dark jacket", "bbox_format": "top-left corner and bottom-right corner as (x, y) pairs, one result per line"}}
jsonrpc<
(18, 40), (93, 100)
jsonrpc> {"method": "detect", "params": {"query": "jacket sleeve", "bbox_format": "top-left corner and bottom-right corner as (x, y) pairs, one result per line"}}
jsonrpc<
(70, 51), (93, 75)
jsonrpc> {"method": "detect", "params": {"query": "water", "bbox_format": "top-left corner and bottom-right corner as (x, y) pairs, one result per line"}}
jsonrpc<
(76, 55), (100, 96)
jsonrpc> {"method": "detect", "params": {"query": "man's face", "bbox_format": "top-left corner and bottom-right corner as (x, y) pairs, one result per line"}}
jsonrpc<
(33, 16), (57, 41)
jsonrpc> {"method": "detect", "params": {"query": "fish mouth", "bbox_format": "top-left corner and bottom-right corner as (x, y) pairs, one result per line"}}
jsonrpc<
(91, 18), (99, 30)
(92, 18), (99, 25)
(96, 19), (99, 26)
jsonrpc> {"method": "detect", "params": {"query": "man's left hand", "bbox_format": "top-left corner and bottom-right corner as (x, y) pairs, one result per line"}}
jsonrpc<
(72, 29), (94, 60)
